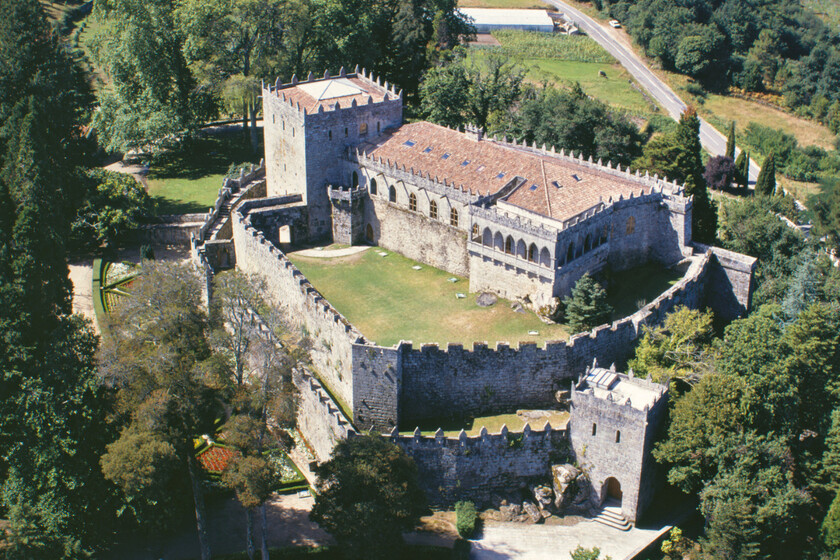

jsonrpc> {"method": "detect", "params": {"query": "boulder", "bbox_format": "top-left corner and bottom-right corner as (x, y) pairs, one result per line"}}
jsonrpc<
(499, 503), (522, 522)
(532, 485), (553, 510)
(476, 292), (498, 307)
(522, 501), (542, 524)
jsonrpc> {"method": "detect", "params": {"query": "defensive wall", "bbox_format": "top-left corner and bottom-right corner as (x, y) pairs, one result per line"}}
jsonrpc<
(232, 196), (751, 435)
(386, 423), (569, 507)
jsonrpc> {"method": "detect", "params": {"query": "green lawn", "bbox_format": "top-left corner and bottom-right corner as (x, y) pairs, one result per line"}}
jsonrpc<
(404, 411), (570, 436)
(524, 59), (656, 113)
(146, 134), (261, 215)
(288, 248), (569, 347)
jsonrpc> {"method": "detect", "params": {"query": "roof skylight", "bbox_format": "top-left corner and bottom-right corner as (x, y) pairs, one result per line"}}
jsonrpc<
(461, 160), (470, 166)
(404, 140), (416, 147)
(423, 146), (433, 153)
(529, 185), (538, 191)
(442, 153), (450, 160)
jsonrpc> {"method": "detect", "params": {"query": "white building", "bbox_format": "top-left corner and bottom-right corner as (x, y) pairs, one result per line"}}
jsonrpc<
(458, 8), (555, 33)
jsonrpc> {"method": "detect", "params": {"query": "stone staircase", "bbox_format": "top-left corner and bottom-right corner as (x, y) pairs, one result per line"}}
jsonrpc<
(591, 499), (631, 531)
(206, 193), (236, 240)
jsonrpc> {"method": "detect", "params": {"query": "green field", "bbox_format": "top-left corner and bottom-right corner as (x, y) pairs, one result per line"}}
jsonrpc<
(288, 249), (569, 347)
(146, 134), (260, 215)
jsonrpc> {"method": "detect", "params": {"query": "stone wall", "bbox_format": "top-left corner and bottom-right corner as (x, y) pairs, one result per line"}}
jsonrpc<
(135, 222), (201, 246)
(389, 424), (568, 506)
(700, 244), (757, 320)
(232, 207), (363, 416)
(398, 251), (711, 426)
(295, 369), (356, 462)
(366, 197), (470, 277)
(328, 186), (366, 245)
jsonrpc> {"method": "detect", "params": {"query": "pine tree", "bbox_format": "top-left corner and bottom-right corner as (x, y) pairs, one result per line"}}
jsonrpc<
(822, 490), (840, 560)
(756, 152), (776, 196)
(675, 108), (717, 243)
(563, 273), (613, 333)
(726, 121), (736, 159)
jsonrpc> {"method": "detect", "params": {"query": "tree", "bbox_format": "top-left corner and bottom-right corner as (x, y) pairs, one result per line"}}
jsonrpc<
(755, 152), (777, 196)
(822, 409), (840, 493)
(733, 149), (748, 188)
(823, 490), (840, 560)
(90, 0), (215, 151)
(99, 262), (223, 560)
(675, 108), (717, 243)
(781, 251), (824, 321)
(725, 121), (736, 159)
(70, 169), (152, 251)
(420, 48), (524, 130)
(570, 546), (612, 560)
(563, 274), (613, 333)
(703, 155), (736, 191)
(628, 306), (714, 383)
(309, 435), (427, 559)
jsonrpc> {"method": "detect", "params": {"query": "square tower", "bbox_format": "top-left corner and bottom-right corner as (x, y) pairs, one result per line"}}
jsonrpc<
(569, 365), (668, 523)
(262, 67), (403, 240)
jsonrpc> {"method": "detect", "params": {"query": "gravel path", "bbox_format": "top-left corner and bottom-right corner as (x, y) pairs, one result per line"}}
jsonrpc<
(292, 246), (371, 258)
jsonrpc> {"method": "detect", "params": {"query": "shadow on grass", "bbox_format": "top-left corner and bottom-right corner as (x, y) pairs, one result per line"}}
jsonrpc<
(150, 195), (210, 216)
(147, 132), (261, 182)
(605, 261), (689, 320)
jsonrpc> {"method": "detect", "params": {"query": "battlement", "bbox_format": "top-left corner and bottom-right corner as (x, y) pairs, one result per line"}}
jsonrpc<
(387, 421), (567, 448)
(572, 365), (668, 415)
(327, 184), (368, 202)
(263, 66), (402, 117)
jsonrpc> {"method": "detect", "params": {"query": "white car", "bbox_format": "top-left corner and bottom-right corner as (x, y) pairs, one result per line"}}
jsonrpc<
(609, 19), (621, 28)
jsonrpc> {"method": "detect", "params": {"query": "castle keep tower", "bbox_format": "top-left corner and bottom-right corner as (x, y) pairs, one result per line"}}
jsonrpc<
(262, 67), (403, 240)
(569, 365), (668, 523)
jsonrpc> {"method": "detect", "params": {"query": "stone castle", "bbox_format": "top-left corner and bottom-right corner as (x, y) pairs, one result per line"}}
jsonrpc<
(192, 67), (757, 523)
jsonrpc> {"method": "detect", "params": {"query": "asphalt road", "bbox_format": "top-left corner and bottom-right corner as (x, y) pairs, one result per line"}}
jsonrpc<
(545, 0), (760, 184)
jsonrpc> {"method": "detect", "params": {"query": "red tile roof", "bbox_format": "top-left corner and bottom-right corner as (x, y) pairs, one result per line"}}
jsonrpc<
(272, 77), (390, 113)
(361, 122), (651, 221)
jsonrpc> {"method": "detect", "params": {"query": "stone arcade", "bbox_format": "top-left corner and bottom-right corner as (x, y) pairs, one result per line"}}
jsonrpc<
(192, 67), (757, 523)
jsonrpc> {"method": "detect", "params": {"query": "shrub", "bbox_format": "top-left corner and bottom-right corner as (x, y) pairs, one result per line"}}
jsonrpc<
(455, 501), (478, 538)
(140, 244), (155, 261)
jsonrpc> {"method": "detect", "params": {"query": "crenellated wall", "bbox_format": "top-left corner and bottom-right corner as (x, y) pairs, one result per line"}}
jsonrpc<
(388, 424), (569, 506)
(295, 369), (356, 462)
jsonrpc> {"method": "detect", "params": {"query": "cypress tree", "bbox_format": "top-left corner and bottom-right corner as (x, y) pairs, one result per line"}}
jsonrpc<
(725, 121), (736, 159)
(676, 108), (717, 243)
(756, 152), (776, 196)
(742, 150), (751, 187)
(733, 150), (747, 188)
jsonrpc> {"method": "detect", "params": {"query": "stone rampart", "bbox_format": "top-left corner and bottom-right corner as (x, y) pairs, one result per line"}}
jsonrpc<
(398, 251), (711, 424)
(296, 369), (356, 462)
(697, 244), (757, 320)
(388, 424), (569, 506)
(232, 208), (364, 416)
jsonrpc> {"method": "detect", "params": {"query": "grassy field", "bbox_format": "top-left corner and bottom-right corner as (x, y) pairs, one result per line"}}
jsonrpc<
(525, 59), (654, 113)
(492, 30), (614, 63)
(805, 0), (840, 31)
(701, 94), (836, 151)
(288, 248), (569, 347)
(458, 0), (551, 8)
(146, 133), (261, 215)
(404, 411), (570, 436)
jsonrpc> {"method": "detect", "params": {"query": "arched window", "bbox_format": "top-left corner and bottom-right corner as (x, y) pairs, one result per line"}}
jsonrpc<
(494, 232), (504, 251)
(429, 200), (438, 219)
(584, 233), (592, 252)
(360, 122), (368, 136)
(626, 215), (636, 235)
(516, 240), (527, 259)
(450, 208), (458, 227)
(389, 185), (396, 203)
(409, 192), (417, 212)
(601, 225), (609, 245)
(472, 224), (480, 241)
(566, 243), (575, 263)
(615, 430), (621, 443)
(528, 243), (537, 262)
(540, 247), (551, 268)
(352, 171), (359, 187)
(504, 236), (513, 254)
(592, 423), (597, 436)
(483, 228), (493, 246)
(370, 178), (377, 195)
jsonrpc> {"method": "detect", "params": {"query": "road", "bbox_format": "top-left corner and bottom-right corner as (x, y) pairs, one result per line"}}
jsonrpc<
(545, 0), (760, 184)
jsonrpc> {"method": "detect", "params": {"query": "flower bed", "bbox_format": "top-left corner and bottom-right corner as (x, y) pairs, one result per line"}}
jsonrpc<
(197, 444), (240, 474)
(265, 448), (308, 492)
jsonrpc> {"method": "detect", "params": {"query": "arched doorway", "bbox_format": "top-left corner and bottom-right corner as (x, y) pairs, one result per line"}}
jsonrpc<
(365, 224), (374, 244)
(604, 477), (622, 503)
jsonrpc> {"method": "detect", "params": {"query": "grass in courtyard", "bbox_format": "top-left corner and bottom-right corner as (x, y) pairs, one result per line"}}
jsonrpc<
(146, 133), (261, 215)
(458, 0), (552, 8)
(287, 248), (569, 347)
(605, 262), (687, 320)
(403, 411), (570, 436)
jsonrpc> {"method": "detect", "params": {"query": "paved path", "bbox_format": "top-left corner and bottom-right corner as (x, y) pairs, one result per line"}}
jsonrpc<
(68, 258), (97, 331)
(471, 519), (666, 560)
(546, 0), (760, 184)
(292, 246), (371, 258)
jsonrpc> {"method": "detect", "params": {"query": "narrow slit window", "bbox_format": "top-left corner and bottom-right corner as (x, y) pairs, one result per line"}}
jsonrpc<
(615, 430), (621, 443)
(592, 423), (597, 436)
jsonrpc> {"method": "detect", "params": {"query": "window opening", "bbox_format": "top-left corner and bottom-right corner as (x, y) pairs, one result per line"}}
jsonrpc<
(616, 431), (621, 443)
(360, 122), (368, 136)
(409, 193), (417, 212)
(450, 208), (459, 227)
(389, 185), (396, 203)
(592, 423), (597, 436)
(430, 200), (438, 219)
(370, 178), (377, 195)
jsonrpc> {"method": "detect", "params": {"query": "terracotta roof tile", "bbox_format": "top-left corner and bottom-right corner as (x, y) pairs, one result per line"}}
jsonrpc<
(272, 77), (390, 113)
(361, 122), (651, 222)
